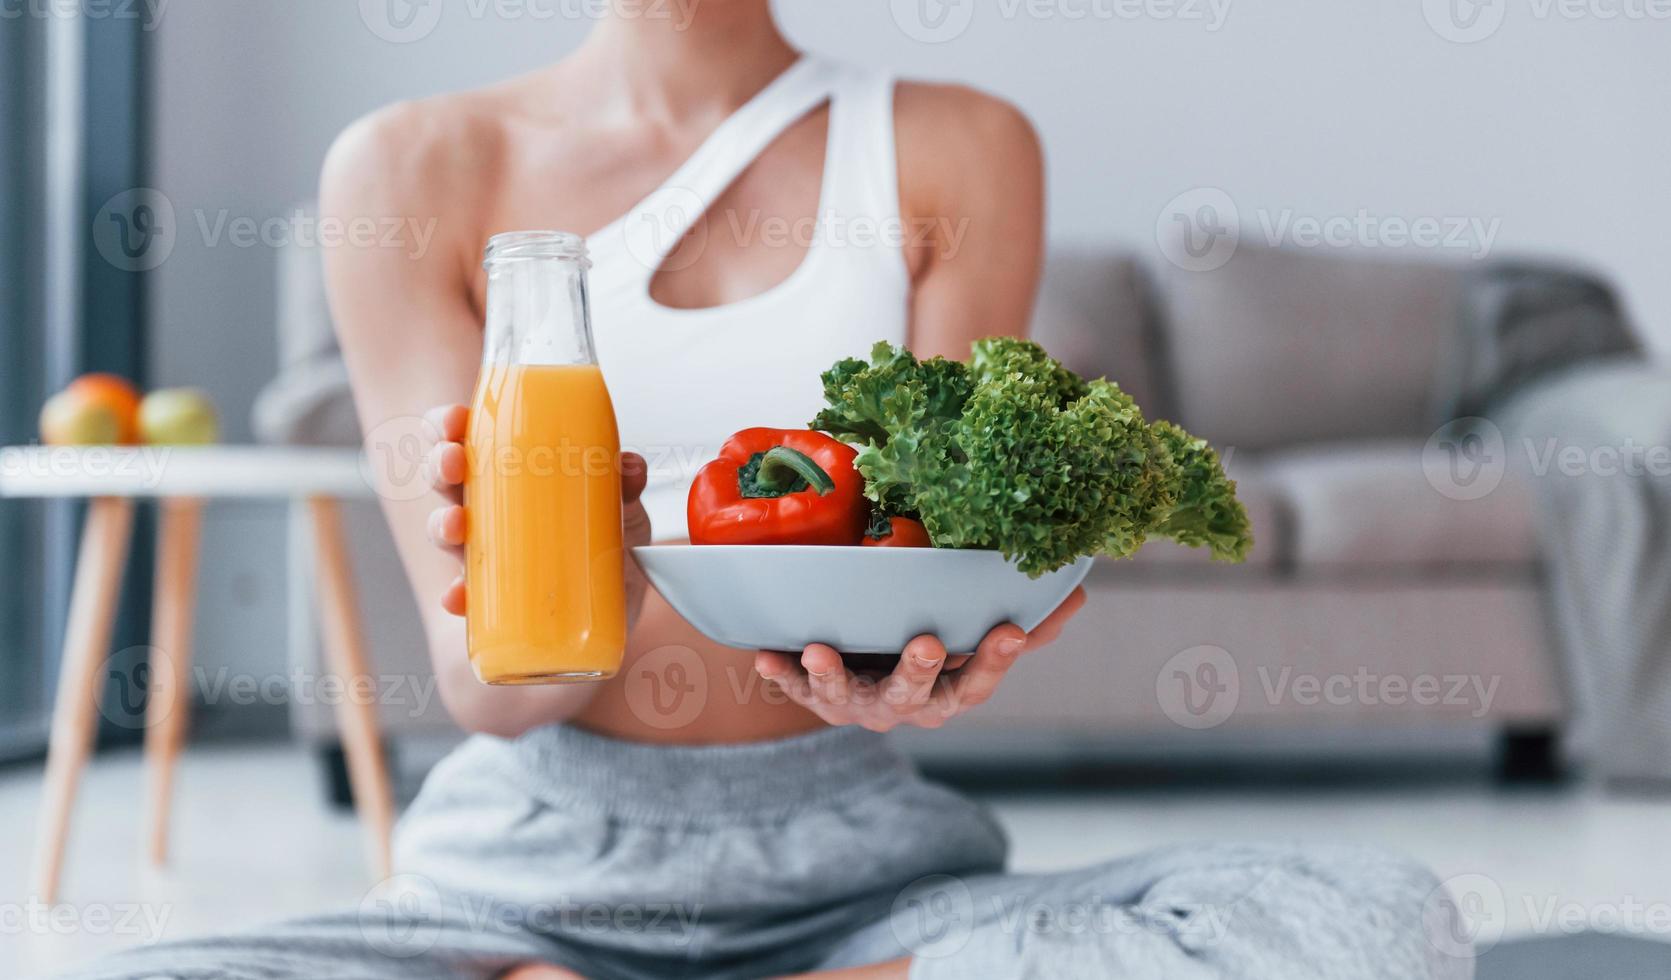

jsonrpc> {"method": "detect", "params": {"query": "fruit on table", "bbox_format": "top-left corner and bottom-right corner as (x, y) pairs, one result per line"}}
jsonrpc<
(39, 390), (121, 446)
(138, 388), (219, 445)
(62, 373), (143, 444)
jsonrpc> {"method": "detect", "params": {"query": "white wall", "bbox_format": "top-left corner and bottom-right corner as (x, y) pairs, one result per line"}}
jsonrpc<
(149, 0), (1668, 677)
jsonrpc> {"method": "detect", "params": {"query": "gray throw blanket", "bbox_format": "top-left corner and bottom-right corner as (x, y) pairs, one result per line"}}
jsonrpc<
(1497, 360), (1671, 782)
(1440, 261), (1640, 422)
(1462, 264), (1670, 781)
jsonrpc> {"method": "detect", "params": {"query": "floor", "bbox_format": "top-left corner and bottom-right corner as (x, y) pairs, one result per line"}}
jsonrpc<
(3, 743), (1670, 978)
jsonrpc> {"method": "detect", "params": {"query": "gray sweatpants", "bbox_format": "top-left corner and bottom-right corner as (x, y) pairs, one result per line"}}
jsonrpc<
(57, 726), (1470, 980)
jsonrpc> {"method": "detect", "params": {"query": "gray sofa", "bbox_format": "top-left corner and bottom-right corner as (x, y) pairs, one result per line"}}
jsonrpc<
(261, 238), (1661, 777)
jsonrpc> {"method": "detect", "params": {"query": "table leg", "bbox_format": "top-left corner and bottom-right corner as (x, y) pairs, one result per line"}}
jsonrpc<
(30, 497), (136, 904)
(144, 498), (203, 866)
(306, 496), (394, 878)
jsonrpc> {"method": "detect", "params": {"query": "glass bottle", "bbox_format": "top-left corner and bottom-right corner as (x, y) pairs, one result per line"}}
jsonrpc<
(466, 232), (626, 684)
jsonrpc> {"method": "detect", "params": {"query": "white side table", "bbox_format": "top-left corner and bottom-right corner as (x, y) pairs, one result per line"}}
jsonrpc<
(0, 446), (394, 903)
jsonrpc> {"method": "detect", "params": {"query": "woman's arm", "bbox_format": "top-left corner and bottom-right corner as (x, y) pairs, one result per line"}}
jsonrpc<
(900, 83), (1047, 358)
(318, 107), (607, 736)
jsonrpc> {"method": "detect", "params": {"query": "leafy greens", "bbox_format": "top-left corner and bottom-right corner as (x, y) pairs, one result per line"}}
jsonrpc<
(812, 339), (1252, 576)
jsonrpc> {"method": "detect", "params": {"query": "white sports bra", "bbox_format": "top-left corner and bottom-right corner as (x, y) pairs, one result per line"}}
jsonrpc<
(586, 57), (910, 541)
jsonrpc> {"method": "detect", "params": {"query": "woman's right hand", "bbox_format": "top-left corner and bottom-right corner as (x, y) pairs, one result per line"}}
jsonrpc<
(420, 404), (653, 626)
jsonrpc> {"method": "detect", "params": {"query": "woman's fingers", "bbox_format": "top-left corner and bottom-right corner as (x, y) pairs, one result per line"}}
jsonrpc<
(427, 504), (465, 558)
(886, 635), (948, 712)
(420, 408), (468, 618)
(754, 650), (799, 686)
(441, 575), (466, 618)
(754, 605), (1079, 730)
(801, 644), (851, 706)
(754, 652), (823, 710)
(425, 441), (466, 500)
(422, 405), (468, 503)
(942, 623), (1029, 713)
(621, 451), (648, 504)
(424, 404), (468, 443)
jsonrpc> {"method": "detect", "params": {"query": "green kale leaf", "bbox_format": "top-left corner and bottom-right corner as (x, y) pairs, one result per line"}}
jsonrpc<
(811, 339), (1253, 576)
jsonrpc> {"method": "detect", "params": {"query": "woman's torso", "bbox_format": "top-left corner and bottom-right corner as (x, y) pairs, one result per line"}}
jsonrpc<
(463, 55), (912, 742)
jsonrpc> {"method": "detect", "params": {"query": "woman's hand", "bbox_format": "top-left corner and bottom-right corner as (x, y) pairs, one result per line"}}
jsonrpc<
(753, 587), (1087, 732)
(420, 404), (653, 627)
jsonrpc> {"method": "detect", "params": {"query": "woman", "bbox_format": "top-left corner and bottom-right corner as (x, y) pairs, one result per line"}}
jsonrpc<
(68, 2), (1463, 978)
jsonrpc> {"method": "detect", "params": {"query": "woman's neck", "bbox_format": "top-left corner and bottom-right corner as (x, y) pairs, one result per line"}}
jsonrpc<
(576, 0), (798, 125)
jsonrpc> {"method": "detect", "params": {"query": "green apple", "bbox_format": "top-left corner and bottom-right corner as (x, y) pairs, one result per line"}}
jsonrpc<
(40, 390), (121, 446)
(138, 388), (219, 445)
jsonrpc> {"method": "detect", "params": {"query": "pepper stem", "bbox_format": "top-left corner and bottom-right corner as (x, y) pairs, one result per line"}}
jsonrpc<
(747, 446), (836, 497)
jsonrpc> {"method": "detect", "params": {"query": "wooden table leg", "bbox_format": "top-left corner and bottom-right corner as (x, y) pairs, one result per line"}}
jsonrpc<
(144, 497), (203, 866)
(306, 497), (394, 878)
(31, 497), (136, 904)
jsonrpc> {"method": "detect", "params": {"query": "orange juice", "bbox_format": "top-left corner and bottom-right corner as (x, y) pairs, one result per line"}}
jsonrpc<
(465, 362), (627, 684)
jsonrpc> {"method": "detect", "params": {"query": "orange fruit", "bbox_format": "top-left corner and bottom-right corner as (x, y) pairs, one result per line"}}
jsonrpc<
(63, 373), (142, 444)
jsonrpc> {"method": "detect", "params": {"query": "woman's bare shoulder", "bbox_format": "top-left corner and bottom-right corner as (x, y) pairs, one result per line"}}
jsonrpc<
(892, 81), (1043, 217)
(320, 87), (515, 219)
(895, 82), (1038, 145)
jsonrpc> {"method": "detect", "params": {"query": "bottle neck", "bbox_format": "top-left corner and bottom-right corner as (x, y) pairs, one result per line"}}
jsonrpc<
(483, 236), (596, 367)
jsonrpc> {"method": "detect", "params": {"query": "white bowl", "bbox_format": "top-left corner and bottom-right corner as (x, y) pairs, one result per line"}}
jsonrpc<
(632, 546), (1094, 655)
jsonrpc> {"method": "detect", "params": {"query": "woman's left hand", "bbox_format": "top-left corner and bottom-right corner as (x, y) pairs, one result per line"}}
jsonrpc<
(754, 588), (1087, 732)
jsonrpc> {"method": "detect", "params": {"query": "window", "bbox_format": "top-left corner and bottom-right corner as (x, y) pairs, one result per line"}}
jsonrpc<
(0, 10), (151, 758)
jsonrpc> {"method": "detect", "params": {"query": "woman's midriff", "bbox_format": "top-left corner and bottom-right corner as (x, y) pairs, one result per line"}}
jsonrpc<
(571, 573), (827, 744)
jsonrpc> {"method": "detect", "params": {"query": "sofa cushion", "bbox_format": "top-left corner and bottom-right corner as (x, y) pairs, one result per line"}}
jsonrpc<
(1262, 440), (1538, 569)
(1155, 245), (1461, 453)
(1031, 249), (1168, 419)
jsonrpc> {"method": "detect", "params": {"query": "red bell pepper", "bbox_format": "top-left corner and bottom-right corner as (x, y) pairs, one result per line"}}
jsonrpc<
(688, 428), (869, 546)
